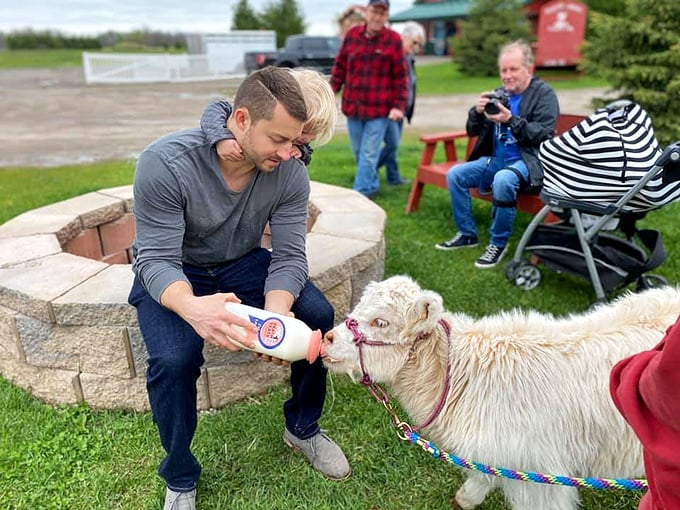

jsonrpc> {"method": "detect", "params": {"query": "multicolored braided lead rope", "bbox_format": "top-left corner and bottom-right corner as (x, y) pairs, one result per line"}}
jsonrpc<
(406, 430), (648, 491)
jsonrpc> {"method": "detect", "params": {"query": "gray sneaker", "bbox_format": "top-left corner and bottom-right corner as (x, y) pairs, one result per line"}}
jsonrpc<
(283, 428), (351, 481)
(163, 488), (196, 510)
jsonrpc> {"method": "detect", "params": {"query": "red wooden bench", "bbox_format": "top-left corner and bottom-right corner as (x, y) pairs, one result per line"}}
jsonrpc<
(405, 113), (587, 219)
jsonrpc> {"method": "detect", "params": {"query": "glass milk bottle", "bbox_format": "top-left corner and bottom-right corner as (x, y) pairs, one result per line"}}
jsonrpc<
(225, 302), (322, 363)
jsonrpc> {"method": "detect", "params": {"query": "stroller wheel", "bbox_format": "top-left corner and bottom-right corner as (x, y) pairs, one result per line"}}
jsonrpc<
(636, 274), (668, 292)
(511, 263), (542, 291)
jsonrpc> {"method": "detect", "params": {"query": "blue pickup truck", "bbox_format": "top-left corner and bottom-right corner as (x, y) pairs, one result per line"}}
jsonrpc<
(244, 34), (341, 75)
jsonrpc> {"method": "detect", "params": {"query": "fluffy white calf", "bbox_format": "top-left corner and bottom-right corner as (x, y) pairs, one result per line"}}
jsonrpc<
(321, 275), (680, 510)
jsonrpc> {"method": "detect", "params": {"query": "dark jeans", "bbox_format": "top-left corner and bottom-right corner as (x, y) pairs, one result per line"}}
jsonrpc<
(128, 248), (334, 491)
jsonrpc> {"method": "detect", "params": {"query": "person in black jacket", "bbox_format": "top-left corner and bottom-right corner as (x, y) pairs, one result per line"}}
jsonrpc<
(435, 40), (559, 268)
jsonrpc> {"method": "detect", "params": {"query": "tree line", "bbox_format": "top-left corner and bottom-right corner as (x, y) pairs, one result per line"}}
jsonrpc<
(0, 29), (188, 51)
(231, 0), (305, 48)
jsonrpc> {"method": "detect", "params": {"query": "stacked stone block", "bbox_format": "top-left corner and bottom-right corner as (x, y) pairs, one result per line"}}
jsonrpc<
(0, 182), (386, 411)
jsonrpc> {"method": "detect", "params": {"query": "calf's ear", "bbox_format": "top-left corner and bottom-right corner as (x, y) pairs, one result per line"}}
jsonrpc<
(403, 290), (444, 339)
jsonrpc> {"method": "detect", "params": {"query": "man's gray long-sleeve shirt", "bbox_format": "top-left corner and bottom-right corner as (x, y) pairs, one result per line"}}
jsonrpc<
(131, 128), (310, 303)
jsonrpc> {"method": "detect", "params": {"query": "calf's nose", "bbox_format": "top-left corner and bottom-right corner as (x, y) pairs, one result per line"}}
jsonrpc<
(320, 331), (334, 357)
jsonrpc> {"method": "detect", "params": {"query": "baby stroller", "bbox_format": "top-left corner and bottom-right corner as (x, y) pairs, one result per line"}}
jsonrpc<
(505, 101), (680, 304)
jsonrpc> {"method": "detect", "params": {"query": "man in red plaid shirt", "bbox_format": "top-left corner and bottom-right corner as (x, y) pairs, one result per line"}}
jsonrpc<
(330, 0), (409, 199)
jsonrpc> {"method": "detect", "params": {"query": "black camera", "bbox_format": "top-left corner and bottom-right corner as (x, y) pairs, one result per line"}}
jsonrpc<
(483, 90), (510, 115)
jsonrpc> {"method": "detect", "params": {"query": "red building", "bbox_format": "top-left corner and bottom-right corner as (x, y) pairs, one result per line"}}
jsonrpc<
(528, 0), (587, 67)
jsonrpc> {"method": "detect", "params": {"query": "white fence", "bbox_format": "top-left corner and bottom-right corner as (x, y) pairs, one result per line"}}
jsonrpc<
(82, 52), (230, 84)
(82, 31), (277, 85)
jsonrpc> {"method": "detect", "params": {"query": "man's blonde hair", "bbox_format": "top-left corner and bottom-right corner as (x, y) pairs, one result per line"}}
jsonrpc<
(289, 69), (338, 147)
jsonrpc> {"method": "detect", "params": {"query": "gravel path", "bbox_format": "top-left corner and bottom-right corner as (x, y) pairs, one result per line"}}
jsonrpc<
(0, 66), (606, 168)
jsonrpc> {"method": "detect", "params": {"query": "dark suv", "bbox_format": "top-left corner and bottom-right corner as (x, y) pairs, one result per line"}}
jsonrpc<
(244, 35), (341, 74)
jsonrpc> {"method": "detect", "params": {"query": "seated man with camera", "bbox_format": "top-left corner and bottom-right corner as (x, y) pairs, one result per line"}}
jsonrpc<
(435, 40), (559, 268)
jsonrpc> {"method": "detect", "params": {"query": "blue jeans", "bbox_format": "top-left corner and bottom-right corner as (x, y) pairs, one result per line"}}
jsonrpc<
(446, 157), (528, 247)
(127, 247), (334, 491)
(377, 119), (404, 184)
(346, 117), (390, 196)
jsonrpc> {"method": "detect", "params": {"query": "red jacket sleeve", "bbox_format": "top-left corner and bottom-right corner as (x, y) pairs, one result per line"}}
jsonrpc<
(610, 317), (680, 510)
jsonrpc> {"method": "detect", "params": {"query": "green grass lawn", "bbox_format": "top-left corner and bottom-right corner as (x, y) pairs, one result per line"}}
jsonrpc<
(1, 131), (671, 509)
(0, 47), (186, 69)
(0, 160), (136, 224)
(0, 49), (87, 68)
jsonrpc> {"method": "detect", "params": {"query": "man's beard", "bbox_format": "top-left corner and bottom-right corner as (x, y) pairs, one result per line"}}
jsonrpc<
(241, 130), (280, 172)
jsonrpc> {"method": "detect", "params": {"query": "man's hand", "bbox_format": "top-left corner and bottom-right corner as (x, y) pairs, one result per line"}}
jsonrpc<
(251, 289), (296, 366)
(187, 294), (259, 350)
(160, 282), (257, 351)
(476, 91), (494, 114)
(484, 102), (513, 124)
(251, 352), (291, 367)
(215, 139), (244, 162)
(388, 108), (404, 122)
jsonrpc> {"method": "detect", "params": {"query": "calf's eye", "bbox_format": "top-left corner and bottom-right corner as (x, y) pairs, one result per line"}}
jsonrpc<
(372, 318), (389, 328)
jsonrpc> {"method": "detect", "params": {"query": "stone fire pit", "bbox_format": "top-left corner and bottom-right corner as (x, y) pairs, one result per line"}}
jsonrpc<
(0, 182), (386, 411)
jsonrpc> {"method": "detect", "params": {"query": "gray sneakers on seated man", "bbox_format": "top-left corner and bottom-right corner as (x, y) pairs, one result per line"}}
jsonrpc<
(164, 488), (196, 510)
(284, 428), (351, 481)
(162, 430), (347, 510)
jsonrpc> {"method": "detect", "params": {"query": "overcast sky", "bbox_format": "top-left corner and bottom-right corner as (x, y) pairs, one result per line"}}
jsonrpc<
(0, 0), (414, 37)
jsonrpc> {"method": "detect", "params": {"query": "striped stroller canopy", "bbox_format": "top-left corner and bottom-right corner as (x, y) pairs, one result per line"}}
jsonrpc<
(539, 101), (680, 212)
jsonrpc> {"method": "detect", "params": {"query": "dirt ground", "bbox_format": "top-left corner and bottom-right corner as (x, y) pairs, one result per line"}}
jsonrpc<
(0, 65), (606, 168)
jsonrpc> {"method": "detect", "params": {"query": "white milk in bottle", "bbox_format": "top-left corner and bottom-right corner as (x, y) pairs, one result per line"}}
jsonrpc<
(225, 302), (322, 363)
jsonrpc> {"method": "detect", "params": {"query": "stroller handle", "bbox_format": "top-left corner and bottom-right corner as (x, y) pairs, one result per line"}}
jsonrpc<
(656, 142), (680, 168)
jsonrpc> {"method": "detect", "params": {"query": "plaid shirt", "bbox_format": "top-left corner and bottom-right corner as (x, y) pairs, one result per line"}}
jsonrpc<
(330, 24), (408, 119)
